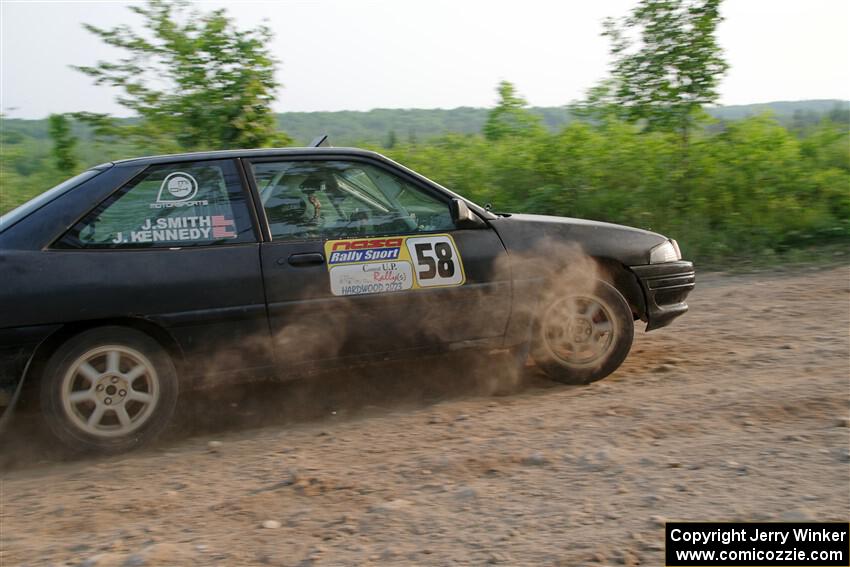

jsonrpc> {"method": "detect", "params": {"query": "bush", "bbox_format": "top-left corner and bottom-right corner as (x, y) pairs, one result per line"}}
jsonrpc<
(383, 115), (849, 263)
(3, 114), (847, 264)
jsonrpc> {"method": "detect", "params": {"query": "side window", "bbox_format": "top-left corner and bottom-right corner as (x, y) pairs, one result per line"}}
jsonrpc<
(251, 160), (455, 241)
(56, 160), (255, 249)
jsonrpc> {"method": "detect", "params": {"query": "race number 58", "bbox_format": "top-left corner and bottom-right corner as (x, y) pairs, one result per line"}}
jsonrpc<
(406, 235), (465, 288)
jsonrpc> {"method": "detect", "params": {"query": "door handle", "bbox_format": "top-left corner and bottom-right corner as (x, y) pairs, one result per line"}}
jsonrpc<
(285, 253), (325, 267)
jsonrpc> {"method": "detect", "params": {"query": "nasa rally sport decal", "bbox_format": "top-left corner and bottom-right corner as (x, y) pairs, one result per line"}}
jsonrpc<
(323, 234), (466, 297)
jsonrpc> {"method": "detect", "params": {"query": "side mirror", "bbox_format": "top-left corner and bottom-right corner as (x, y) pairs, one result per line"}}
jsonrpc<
(450, 198), (485, 229)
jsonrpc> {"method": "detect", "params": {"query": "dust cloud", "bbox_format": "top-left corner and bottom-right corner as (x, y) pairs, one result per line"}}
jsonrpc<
(186, 239), (604, 423)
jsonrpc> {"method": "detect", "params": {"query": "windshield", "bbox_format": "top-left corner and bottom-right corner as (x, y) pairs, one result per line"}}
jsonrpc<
(0, 169), (103, 233)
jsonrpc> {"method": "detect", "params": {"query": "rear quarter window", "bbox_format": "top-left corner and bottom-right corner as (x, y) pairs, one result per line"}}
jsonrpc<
(55, 160), (255, 249)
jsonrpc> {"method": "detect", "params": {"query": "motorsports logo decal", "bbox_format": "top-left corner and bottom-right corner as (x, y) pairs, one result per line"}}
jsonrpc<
(324, 234), (466, 297)
(151, 172), (209, 209)
(111, 215), (237, 244)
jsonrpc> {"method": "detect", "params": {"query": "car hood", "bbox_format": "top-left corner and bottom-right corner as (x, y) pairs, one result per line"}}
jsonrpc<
(488, 213), (669, 267)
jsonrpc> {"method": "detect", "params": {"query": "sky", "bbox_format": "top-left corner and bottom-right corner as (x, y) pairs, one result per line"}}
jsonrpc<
(1, 0), (848, 119)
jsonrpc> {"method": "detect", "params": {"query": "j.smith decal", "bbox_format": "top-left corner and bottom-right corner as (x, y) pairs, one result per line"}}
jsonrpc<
(111, 215), (237, 244)
(324, 234), (465, 296)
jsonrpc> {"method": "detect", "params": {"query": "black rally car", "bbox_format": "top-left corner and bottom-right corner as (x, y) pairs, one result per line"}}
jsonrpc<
(0, 146), (694, 452)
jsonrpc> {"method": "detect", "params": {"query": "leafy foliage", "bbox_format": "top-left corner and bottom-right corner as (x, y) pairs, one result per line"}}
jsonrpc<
(483, 81), (545, 141)
(47, 114), (79, 173)
(74, 0), (290, 150)
(381, 114), (849, 262)
(581, 0), (728, 140)
(6, 100), (843, 148)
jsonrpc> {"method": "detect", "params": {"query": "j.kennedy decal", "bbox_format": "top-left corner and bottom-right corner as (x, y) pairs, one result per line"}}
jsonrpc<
(111, 215), (237, 244)
(324, 234), (465, 296)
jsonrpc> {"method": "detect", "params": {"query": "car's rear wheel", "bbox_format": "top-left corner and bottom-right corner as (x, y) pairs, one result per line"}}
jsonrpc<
(531, 280), (634, 384)
(40, 326), (178, 454)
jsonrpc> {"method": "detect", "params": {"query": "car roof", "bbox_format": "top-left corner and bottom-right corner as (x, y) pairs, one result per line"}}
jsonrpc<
(103, 147), (384, 168)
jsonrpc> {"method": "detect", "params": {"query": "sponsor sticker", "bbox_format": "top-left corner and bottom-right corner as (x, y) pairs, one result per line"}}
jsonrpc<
(329, 262), (413, 296)
(151, 172), (209, 209)
(324, 234), (465, 296)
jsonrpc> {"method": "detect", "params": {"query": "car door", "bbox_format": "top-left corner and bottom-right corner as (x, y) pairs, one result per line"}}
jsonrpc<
(245, 156), (512, 368)
(44, 158), (273, 383)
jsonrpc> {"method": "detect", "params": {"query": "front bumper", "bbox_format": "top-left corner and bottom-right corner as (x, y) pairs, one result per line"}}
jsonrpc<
(630, 260), (695, 331)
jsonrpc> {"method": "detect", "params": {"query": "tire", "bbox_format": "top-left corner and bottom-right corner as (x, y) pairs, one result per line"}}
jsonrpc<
(39, 326), (178, 454)
(531, 280), (634, 385)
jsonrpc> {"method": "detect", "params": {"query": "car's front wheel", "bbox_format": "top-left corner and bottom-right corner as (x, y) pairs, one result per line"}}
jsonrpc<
(531, 280), (634, 384)
(39, 326), (178, 454)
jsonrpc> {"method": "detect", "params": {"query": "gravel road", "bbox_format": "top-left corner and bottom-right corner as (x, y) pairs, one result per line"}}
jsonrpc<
(1, 265), (848, 566)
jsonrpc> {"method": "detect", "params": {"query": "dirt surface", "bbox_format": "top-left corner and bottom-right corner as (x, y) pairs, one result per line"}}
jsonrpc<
(1, 266), (849, 566)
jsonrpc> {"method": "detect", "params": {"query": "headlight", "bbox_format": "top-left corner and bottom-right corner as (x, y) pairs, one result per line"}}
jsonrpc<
(649, 240), (681, 263)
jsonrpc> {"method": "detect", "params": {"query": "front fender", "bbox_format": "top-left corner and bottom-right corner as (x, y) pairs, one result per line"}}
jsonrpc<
(489, 214), (667, 268)
(488, 214), (668, 346)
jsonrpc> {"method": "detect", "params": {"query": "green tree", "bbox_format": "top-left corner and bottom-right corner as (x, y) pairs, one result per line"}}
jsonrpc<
(589, 0), (728, 142)
(74, 0), (290, 151)
(385, 129), (398, 149)
(484, 81), (543, 141)
(47, 113), (79, 173)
